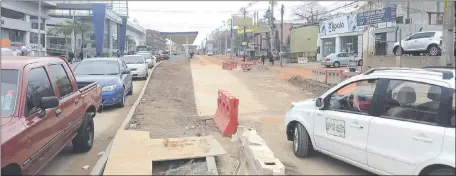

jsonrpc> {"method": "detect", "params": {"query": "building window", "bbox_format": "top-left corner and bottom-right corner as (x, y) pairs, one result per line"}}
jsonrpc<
(396, 16), (404, 24)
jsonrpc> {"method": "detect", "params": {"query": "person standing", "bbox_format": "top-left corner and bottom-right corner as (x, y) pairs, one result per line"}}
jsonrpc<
(79, 51), (84, 61)
(68, 52), (74, 63)
(267, 51), (274, 66)
(261, 53), (266, 65)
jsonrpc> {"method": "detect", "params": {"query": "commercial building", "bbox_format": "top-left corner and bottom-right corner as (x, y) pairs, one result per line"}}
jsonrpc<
(1, 1), (56, 56)
(146, 29), (167, 51)
(318, 1), (444, 59)
(45, 1), (146, 57)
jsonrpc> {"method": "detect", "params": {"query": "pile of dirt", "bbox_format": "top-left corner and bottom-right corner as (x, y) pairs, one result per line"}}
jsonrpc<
(288, 76), (332, 96)
(242, 65), (269, 72)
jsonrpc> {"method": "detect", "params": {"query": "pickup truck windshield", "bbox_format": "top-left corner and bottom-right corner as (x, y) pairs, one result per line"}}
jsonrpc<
(122, 56), (144, 64)
(74, 61), (120, 75)
(1, 69), (19, 117)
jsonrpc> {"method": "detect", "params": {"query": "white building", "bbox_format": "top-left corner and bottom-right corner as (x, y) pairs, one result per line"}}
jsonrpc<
(318, 1), (444, 58)
(1, 1), (56, 56)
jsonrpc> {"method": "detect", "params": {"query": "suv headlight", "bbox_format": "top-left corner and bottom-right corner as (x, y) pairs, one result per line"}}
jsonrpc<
(102, 85), (117, 92)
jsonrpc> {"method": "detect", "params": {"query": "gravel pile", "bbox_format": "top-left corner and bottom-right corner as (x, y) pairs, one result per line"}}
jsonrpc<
(288, 76), (332, 96)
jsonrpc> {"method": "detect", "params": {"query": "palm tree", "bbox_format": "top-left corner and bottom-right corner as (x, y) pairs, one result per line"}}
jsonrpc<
(74, 21), (93, 52)
(126, 35), (136, 52)
(48, 21), (74, 56)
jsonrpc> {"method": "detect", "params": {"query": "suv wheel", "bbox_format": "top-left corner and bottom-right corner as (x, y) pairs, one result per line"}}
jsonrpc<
(427, 45), (440, 56)
(72, 113), (94, 153)
(394, 47), (403, 56)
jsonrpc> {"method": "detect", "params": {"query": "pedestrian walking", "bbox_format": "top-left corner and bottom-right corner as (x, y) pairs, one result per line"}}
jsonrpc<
(261, 54), (266, 65)
(116, 50), (121, 58)
(68, 52), (74, 63)
(267, 51), (274, 66)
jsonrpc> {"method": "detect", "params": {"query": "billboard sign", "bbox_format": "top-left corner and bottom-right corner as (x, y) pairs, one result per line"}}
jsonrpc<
(357, 7), (396, 26)
(233, 17), (253, 26)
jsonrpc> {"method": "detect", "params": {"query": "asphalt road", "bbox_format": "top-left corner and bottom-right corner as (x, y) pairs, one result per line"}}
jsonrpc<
(38, 69), (151, 175)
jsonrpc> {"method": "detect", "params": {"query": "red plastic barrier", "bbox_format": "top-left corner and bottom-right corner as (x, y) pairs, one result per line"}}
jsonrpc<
(214, 90), (239, 137)
(222, 61), (238, 70)
(241, 63), (256, 70)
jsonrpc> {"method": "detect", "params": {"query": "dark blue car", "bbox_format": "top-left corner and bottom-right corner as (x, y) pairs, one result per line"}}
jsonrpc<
(73, 58), (133, 107)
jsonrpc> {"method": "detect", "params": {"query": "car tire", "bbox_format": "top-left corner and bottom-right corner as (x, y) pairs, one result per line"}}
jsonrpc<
(144, 72), (148, 80)
(427, 45), (440, 56)
(293, 123), (312, 158)
(333, 61), (341, 68)
(127, 83), (133, 95)
(72, 113), (94, 153)
(427, 167), (455, 175)
(358, 59), (363, 66)
(118, 88), (125, 108)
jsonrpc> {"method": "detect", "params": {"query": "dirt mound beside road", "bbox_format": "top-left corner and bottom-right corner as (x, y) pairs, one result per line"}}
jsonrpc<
(288, 76), (332, 97)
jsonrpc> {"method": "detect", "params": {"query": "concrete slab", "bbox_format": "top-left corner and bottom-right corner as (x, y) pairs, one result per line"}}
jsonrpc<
(104, 130), (226, 175)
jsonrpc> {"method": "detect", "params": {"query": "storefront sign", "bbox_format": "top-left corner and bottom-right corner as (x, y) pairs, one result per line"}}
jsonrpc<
(320, 15), (358, 36)
(357, 7), (396, 26)
(320, 16), (348, 36)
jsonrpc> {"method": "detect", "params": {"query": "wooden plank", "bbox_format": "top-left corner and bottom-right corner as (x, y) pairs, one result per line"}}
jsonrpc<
(104, 130), (226, 175)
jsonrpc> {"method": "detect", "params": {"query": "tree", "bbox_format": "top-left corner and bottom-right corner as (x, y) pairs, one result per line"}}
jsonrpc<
(292, 2), (328, 23)
(74, 20), (93, 53)
(48, 21), (73, 56)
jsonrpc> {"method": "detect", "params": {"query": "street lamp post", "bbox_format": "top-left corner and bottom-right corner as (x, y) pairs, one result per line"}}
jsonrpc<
(38, 0), (42, 56)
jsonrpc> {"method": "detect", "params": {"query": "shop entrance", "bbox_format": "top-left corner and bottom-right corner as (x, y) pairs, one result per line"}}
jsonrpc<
(340, 35), (358, 55)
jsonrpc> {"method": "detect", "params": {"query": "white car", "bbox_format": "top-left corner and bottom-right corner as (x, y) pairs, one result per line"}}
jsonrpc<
(393, 31), (442, 56)
(1, 48), (14, 56)
(136, 51), (154, 68)
(122, 55), (148, 79)
(321, 52), (362, 68)
(285, 67), (455, 175)
(207, 51), (213, 56)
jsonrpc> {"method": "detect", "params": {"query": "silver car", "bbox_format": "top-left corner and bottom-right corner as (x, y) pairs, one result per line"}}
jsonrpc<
(321, 52), (362, 68)
(136, 52), (154, 68)
(122, 55), (149, 79)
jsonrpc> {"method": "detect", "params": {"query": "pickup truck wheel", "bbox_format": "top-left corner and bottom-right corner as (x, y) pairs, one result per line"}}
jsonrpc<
(293, 123), (312, 158)
(427, 167), (455, 175)
(72, 113), (94, 153)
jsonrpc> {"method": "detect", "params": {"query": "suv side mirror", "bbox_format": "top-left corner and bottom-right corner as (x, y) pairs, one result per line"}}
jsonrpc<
(40, 96), (59, 110)
(122, 69), (130, 74)
(315, 98), (324, 108)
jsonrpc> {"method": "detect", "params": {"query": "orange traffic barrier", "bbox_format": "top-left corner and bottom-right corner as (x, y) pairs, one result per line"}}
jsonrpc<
(222, 62), (238, 70)
(214, 90), (239, 137)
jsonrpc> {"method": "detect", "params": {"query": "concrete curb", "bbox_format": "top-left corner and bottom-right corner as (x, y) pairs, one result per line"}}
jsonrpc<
(90, 62), (162, 176)
(234, 126), (285, 175)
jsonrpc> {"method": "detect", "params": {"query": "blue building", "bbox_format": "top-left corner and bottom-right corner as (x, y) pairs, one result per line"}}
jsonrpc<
(46, 1), (146, 56)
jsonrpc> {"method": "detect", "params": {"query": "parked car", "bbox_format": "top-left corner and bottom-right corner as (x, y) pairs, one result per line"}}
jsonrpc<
(122, 55), (149, 80)
(207, 51), (213, 56)
(136, 51), (154, 68)
(1, 48), (15, 56)
(393, 31), (442, 56)
(321, 52), (362, 68)
(161, 52), (170, 60)
(285, 67), (455, 175)
(73, 58), (133, 107)
(1, 56), (102, 175)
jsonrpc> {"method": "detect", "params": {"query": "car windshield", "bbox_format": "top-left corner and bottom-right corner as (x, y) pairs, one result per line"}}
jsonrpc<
(123, 56), (144, 64)
(74, 60), (120, 75)
(1, 69), (20, 117)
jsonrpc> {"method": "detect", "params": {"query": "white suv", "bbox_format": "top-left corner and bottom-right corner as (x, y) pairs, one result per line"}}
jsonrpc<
(393, 31), (442, 56)
(285, 67), (455, 175)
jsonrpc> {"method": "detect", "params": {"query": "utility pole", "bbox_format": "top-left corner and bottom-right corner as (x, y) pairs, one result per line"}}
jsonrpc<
(38, 0), (42, 56)
(243, 8), (247, 62)
(280, 4), (284, 67)
(441, 0), (455, 66)
(269, 0), (277, 59)
(230, 17), (234, 59)
(225, 28), (228, 56)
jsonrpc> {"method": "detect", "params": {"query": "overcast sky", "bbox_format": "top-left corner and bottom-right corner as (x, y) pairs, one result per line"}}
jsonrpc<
(128, 1), (354, 45)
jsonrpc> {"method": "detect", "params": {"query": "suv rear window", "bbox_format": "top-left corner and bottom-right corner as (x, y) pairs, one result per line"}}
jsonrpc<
(1, 69), (20, 117)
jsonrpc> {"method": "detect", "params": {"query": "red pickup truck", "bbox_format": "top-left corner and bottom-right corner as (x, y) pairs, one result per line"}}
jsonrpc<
(1, 56), (102, 175)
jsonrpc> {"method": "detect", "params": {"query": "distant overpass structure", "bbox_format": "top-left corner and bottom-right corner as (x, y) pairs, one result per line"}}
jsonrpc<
(160, 31), (198, 55)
